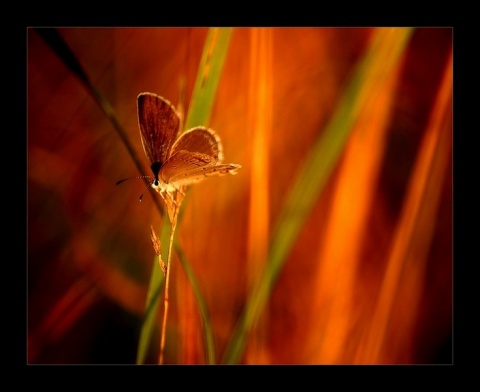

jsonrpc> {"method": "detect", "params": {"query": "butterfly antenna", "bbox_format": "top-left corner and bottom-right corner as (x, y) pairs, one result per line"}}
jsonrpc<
(115, 175), (152, 186)
(116, 175), (154, 201)
(139, 179), (155, 201)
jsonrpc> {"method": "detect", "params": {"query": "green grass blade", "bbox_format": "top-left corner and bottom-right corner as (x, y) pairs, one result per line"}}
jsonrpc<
(135, 252), (165, 364)
(222, 28), (415, 364)
(137, 28), (233, 364)
(184, 28), (232, 129)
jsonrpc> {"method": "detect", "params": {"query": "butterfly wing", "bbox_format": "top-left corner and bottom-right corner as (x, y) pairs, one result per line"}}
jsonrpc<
(171, 127), (223, 163)
(160, 150), (240, 187)
(137, 92), (180, 164)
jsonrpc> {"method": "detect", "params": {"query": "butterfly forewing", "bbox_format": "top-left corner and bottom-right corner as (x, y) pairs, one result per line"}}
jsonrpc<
(171, 127), (224, 163)
(137, 93), (180, 165)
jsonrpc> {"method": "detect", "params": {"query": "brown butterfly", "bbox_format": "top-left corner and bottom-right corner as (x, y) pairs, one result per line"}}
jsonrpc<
(117, 92), (241, 208)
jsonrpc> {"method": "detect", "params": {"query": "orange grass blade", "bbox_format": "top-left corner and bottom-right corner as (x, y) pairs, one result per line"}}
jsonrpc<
(244, 27), (273, 364)
(354, 46), (453, 364)
(305, 32), (406, 364)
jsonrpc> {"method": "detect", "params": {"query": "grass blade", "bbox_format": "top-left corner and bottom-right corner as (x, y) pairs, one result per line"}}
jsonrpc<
(354, 46), (453, 363)
(184, 28), (233, 129)
(135, 253), (165, 364)
(34, 28), (165, 216)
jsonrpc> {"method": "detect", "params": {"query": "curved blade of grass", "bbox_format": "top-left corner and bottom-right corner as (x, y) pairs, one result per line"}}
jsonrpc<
(222, 27), (415, 364)
(34, 28), (165, 216)
(35, 27), (170, 364)
(35, 27), (170, 362)
(137, 27), (233, 364)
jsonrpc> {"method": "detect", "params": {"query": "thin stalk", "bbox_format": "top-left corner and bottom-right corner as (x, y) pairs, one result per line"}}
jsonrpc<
(158, 214), (177, 364)
(156, 28), (232, 364)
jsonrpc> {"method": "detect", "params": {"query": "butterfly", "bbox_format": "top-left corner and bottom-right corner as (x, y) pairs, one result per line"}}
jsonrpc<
(117, 92), (241, 214)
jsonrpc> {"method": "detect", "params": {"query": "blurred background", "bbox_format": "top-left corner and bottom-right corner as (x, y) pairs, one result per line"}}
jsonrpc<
(27, 27), (452, 364)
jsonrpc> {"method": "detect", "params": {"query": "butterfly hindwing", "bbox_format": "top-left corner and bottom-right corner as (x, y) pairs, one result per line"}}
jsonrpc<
(171, 127), (224, 163)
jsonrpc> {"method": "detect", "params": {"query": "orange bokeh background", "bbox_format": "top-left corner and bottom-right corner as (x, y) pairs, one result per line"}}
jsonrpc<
(27, 27), (452, 364)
